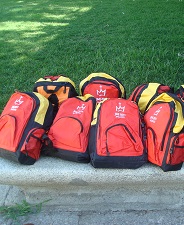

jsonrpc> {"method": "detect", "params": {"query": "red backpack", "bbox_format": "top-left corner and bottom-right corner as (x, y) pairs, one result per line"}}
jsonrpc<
(144, 93), (184, 171)
(89, 98), (147, 168)
(0, 92), (54, 165)
(33, 75), (78, 114)
(42, 95), (96, 163)
(128, 83), (173, 114)
(79, 73), (126, 103)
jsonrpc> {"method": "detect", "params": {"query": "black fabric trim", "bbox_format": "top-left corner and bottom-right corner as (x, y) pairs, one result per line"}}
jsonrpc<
(130, 84), (147, 102)
(0, 148), (35, 165)
(42, 147), (90, 163)
(90, 152), (147, 169)
(161, 162), (183, 172)
(18, 152), (36, 165)
(34, 81), (75, 88)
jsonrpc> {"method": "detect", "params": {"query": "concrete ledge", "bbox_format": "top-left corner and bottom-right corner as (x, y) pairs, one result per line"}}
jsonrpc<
(0, 157), (184, 211)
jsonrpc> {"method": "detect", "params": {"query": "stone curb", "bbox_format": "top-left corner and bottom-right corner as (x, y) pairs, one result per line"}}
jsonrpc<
(0, 157), (184, 211)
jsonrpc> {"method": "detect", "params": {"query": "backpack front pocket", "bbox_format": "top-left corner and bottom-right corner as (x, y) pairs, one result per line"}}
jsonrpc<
(98, 124), (143, 156)
(168, 133), (184, 165)
(48, 117), (84, 152)
(0, 111), (33, 152)
(147, 127), (159, 164)
(0, 115), (17, 151)
(21, 128), (45, 160)
(146, 126), (170, 166)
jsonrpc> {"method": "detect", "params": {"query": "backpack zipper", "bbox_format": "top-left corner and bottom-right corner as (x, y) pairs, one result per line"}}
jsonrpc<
(160, 104), (174, 151)
(53, 116), (84, 133)
(105, 123), (136, 156)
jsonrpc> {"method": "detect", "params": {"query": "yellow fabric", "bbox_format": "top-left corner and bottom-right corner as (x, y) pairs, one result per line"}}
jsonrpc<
(33, 92), (49, 125)
(55, 76), (76, 88)
(91, 98), (107, 126)
(79, 73), (125, 97)
(76, 94), (94, 101)
(138, 83), (160, 114)
(35, 76), (76, 88)
(147, 93), (184, 133)
(91, 103), (100, 126)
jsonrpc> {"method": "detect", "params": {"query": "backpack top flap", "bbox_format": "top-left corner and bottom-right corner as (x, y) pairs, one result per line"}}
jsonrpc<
(146, 93), (184, 133)
(128, 83), (174, 114)
(33, 75), (78, 107)
(79, 73), (126, 102)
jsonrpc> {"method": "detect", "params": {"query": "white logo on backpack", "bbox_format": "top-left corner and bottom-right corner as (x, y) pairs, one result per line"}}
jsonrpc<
(11, 96), (24, 111)
(115, 103), (126, 118)
(150, 106), (162, 123)
(96, 85), (106, 103)
(73, 104), (86, 114)
(97, 85), (106, 97)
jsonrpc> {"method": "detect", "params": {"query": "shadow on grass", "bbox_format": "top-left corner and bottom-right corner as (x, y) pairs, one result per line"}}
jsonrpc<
(0, 0), (183, 110)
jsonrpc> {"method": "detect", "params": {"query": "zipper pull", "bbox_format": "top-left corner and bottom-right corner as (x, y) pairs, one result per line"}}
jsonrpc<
(169, 147), (174, 164)
(176, 138), (179, 144)
(170, 147), (174, 154)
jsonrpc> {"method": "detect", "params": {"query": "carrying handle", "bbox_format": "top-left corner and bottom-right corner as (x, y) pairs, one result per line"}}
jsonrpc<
(44, 75), (61, 81)
(43, 85), (62, 93)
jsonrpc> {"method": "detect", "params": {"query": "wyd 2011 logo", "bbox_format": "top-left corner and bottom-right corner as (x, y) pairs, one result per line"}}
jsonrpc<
(149, 106), (162, 123)
(114, 103), (126, 118)
(73, 104), (86, 115)
(11, 96), (24, 111)
(96, 85), (106, 103)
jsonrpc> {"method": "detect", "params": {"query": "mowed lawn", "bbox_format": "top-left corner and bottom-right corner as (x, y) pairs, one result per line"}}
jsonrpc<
(0, 0), (183, 112)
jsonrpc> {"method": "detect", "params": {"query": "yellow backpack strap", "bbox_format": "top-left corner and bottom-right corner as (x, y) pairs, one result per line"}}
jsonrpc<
(137, 83), (160, 114)
(33, 92), (50, 125)
(91, 98), (107, 126)
(147, 93), (184, 133)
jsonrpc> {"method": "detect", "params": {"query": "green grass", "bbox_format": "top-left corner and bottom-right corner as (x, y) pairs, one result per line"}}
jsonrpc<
(0, 0), (184, 112)
(0, 199), (48, 224)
